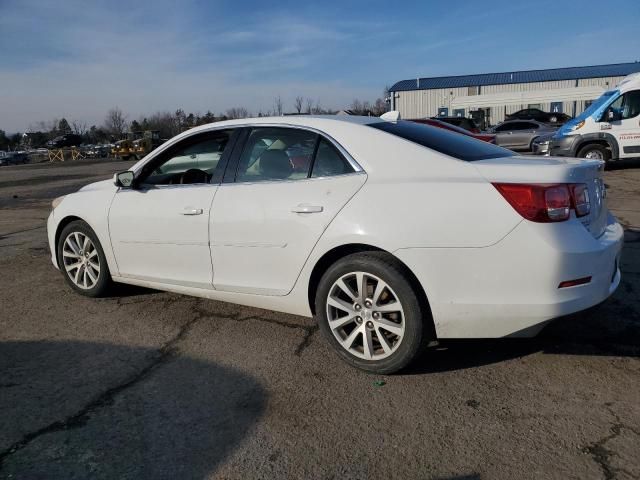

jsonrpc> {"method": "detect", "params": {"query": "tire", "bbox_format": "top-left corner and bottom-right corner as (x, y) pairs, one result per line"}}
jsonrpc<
(57, 220), (112, 297)
(577, 144), (610, 162)
(315, 252), (431, 374)
(529, 137), (539, 152)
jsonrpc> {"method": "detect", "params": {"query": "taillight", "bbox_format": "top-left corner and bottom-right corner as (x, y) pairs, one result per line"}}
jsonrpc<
(570, 184), (590, 217)
(493, 183), (590, 223)
(544, 185), (571, 221)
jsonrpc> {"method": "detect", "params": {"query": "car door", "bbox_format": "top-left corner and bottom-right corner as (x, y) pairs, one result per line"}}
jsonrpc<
(493, 123), (518, 148)
(607, 89), (640, 158)
(108, 129), (235, 288)
(210, 126), (366, 296)
(511, 121), (539, 150)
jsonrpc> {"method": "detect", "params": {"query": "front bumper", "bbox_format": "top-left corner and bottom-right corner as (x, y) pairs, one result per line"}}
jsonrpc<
(47, 210), (59, 269)
(532, 142), (550, 156)
(395, 215), (623, 338)
(549, 135), (578, 157)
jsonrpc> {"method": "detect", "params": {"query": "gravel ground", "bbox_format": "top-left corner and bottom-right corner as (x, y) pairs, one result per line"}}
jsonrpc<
(0, 157), (639, 480)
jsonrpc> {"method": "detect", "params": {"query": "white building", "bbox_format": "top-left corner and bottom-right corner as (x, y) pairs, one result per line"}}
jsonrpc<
(389, 62), (640, 127)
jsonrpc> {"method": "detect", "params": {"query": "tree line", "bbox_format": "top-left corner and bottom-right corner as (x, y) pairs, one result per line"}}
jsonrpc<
(2, 93), (388, 150)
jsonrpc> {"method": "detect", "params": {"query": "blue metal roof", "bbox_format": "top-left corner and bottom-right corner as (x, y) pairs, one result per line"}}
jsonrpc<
(390, 62), (640, 92)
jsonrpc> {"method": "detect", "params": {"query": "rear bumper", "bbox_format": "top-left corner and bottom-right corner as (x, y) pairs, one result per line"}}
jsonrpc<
(395, 215), (623, 338)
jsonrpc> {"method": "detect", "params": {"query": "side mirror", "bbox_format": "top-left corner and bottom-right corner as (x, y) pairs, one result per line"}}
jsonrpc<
(114, 171), (135, 188)
(603, 107), (620, 122)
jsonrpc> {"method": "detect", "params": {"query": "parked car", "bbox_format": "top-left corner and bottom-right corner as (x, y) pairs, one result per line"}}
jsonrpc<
(550, 73), (640, 162)
(47, 114), (622, 374)
(410, 118), (495, 143)
(532, 132), (555, 156)
(489, 120), (556, 151)
(0, 151), (28, 166)
(430, 116), (480, 133)
(46, 134), (83, 149)
(506, 108), (572, 124)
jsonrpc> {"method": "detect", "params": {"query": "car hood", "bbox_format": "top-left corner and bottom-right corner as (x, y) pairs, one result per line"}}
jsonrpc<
(534, 132), (555, 143)
(78, 179), (114, 192)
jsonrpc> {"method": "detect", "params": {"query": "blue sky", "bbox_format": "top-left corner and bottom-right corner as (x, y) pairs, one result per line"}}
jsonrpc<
(1, 0), (639, 132)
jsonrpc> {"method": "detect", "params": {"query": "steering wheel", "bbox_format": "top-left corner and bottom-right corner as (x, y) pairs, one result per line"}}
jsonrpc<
(179, 169), (209, 184)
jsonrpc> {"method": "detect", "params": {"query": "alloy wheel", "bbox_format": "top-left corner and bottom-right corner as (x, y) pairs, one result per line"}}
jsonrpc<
(584, 149), (604, 160)
(326, 271), (405, 360)
(62, 232), (100, 290)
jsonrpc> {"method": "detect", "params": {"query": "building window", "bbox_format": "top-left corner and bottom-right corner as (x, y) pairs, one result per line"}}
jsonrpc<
(438, 107), (449, 117)
(550, 102), (563, 113)
(528, 103), (542, 109)
(453, 109), (465, 118)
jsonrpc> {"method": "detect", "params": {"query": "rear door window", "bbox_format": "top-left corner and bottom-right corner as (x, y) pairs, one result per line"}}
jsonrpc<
(311, 139), (353, 177)
(370, 120), (513, 161)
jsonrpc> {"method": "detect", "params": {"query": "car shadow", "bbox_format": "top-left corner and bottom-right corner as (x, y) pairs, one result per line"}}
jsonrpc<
(108, 282), (160, 298)
(0, 340), (266, 479)
(404, 301), (640, 376)
(605, 157), (640, 171)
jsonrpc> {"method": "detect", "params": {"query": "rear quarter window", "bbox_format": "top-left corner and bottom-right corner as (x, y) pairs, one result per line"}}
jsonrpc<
(369, 120), (513, 161)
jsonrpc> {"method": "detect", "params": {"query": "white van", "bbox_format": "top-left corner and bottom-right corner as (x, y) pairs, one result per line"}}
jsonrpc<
(550, 73), (640, 161)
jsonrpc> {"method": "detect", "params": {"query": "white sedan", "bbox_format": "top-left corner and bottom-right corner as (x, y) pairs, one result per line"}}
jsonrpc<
(47, 114), (623, 373)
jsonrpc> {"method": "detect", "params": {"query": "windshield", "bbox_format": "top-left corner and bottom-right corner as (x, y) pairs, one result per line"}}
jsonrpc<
(580, 90), (619, 120)
(556, 89), (619, 137)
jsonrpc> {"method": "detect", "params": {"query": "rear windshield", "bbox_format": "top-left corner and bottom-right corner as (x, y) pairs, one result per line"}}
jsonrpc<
(369, 120), (514, 161)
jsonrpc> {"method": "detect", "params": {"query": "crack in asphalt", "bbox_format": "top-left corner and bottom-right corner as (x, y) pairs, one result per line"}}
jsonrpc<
(0, 289), (318, 469)
(294, 325), (319, 356)
(190, 303), (318, 356)
(582, 406), (640, 480)
(0, 225), (45, 239)
(0, 300), (208, 470)
(584, 423), (624, 480)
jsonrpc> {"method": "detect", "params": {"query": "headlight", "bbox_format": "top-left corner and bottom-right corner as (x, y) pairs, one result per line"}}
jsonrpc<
(51, 195), (66, 209)
(571, 120), (585, 131)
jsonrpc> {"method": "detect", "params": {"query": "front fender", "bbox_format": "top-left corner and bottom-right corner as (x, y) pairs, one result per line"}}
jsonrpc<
(49, 188), (119, 276)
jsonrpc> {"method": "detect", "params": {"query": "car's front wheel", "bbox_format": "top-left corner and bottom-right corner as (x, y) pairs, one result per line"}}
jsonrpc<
(578, 144), (610, 162)
(57, 220), (112, 297)
(315, 252), (430, 374)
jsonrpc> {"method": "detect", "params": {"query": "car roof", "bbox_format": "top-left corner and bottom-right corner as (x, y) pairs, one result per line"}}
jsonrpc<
(188, 114), (380, 133)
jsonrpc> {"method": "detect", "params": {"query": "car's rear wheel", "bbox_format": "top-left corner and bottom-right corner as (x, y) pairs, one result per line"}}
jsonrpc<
(578, 144), (610, 162)
(315, 252), (430, 374)
(57, 220), (112, 297)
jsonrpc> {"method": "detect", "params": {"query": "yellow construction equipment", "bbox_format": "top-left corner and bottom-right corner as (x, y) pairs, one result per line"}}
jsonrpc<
(111, 130), (162, 160)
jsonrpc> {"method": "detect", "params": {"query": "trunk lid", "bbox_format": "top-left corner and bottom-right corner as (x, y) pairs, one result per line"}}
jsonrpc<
(473, 155), (608, 237)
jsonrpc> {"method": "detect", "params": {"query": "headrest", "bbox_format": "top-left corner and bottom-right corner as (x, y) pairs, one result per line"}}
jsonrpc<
(259, 149), (292, 179)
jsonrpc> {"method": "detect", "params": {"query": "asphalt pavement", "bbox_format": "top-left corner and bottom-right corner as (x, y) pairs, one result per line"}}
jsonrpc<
(0, 158), (639, 479)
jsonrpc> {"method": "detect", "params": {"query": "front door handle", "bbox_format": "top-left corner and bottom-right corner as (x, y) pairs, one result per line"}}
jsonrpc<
(291, 205), (323, 214)
(182, 208), (203, 215)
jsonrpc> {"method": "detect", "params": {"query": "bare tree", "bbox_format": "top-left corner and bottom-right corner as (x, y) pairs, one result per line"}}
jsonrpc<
(312, 99), (323, 115)
(373, 98), (387, 116)
(305, 97), (314, 114)
(273, 96), (283, 116)
(225, 107), (249, 119)
(104, 107), (128, 136)
(294, 96), (304, 114)
(351, 99), (363, 114)
(71, 120), (88, 136)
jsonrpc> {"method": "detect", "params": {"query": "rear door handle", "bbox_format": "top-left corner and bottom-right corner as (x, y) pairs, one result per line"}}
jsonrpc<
(291, 205), (323, 214)
(182, 208), (203, 215)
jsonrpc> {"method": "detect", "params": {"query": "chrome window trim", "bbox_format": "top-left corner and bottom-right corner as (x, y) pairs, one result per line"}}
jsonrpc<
(132, 122), (365, 178)
(217, 170), (366, 187)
